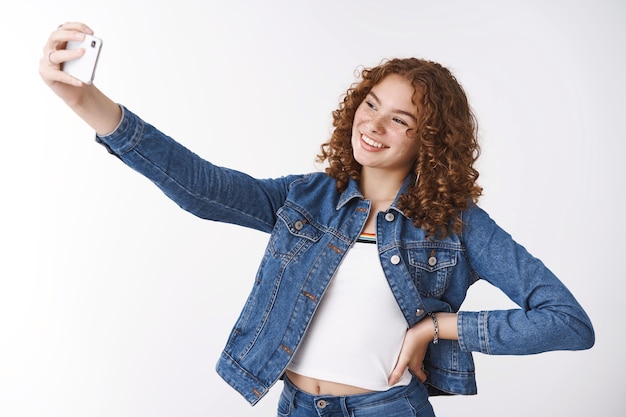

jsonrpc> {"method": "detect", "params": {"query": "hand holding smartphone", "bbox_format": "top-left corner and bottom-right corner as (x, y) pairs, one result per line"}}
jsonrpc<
(62, 34), (102, 84)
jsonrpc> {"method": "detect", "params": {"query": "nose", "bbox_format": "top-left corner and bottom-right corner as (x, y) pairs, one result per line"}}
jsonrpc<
(367, 114), (386, 134)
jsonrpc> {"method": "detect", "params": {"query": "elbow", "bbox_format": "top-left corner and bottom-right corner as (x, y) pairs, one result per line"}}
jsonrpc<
(575, 307), (595, 350)
(543, 307), (595, 352)
(579, 321), (595, 350)
(564, 314), (595, 351)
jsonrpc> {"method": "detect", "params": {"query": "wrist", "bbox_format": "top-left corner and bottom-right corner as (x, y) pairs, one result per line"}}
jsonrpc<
(73, 85), (122, 135)
(427, 312), (439, 344)
(425, 312), (459, 342)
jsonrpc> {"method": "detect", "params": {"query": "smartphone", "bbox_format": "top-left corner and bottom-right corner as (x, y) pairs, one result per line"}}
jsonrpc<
(62, 34), (103, 84)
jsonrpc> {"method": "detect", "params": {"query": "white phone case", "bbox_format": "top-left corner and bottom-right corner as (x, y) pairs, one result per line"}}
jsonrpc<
(62, 35), (103, 84)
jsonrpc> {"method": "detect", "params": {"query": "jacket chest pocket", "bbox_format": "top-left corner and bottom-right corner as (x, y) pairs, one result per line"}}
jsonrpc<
(270, 205), (323, 261)
(407, 247), (457, 297)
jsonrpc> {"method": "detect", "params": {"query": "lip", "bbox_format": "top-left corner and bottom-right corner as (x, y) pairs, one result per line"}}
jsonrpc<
(360, 133), (388, 150)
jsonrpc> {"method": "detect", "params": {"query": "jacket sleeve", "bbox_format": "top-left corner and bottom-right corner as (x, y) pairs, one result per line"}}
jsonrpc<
(94, 106), (298, 233)
(456, 204), (595, 355)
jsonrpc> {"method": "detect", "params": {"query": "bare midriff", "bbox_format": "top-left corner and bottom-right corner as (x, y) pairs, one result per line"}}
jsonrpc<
(285, 370), (374, 396)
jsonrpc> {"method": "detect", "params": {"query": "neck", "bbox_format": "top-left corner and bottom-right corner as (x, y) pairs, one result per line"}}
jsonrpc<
(359, 167), (406, 202)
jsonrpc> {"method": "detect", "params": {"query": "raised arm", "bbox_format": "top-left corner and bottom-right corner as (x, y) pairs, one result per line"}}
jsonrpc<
(38, 22), (298, 233)
(39, 22), (121, 135)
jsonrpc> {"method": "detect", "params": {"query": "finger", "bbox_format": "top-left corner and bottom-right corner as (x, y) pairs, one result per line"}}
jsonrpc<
(388, 359), (409, 386)
(38, 55), (84, 87)
(46, 47), (85, 66)
(407, 359), (429, 383)
(56, 22), (94, 35)
(414, 366), (428, 383)
(43, 22), (94, 57)
(38, 64), (84, 87)
(44, 30), (86, 55)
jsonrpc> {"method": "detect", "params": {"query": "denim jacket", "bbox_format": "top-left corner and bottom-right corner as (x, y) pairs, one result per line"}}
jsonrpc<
(96, 107), (594, 405)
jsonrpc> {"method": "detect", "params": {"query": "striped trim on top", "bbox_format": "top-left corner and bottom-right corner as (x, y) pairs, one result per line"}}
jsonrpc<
(357, 232), (377, 244)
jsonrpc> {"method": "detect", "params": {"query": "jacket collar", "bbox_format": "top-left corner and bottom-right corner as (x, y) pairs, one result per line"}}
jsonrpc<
(336, 173), (416, 218)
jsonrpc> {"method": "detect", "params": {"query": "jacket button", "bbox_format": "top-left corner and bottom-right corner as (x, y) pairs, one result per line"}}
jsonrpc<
(385, 212), (395, 222)
(390, 255), (401, 265)
(428, 256), (437, 266)
(294, 221), (304, 231)
(416, 309), (423, 316)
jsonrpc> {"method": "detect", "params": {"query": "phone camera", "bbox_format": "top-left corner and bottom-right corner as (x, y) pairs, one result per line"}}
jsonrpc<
(90, 40), (96, 48)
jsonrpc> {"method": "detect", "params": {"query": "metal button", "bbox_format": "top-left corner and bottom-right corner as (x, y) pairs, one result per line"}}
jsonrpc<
(385, 212), (395, 222)
(416, 309), (423, 316)
(390, 255), (401, 265)
(428, 256), (437, 266)
(317, 400), (327, 409)
(294, 220), (304, 231)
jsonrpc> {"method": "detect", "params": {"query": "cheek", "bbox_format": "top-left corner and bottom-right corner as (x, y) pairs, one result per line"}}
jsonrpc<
(407, 139), (421, 159)
(397, 132), (420, 154)
(352, 114), (367, 138)
(353, 104), (369, 124)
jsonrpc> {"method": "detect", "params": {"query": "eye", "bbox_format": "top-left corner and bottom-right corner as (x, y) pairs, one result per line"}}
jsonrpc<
(393, 117), (408, 126)
(365, 101), (377, 110)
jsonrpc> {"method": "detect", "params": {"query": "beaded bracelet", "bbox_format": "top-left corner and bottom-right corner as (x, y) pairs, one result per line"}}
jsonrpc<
(427, 312), (439, 344)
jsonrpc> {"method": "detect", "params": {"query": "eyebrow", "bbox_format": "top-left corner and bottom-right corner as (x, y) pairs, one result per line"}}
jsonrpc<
(368, 91), (418, 123)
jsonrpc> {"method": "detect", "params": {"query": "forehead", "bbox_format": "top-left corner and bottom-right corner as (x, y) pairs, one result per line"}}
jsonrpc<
(370, 74), (420, 113)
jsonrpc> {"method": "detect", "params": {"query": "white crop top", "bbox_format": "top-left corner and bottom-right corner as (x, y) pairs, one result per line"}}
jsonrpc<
(286, 238), (412, 391)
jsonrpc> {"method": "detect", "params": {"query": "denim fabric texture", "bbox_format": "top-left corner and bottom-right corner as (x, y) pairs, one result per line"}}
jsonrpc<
(96, 106), (595, 406)
(278, 376), (435, 417)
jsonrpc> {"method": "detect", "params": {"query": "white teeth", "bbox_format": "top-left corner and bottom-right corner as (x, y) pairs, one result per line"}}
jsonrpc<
(361, 134), (385, 148)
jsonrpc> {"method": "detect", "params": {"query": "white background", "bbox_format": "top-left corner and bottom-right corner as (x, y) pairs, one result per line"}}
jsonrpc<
(1, 0), (624, 416)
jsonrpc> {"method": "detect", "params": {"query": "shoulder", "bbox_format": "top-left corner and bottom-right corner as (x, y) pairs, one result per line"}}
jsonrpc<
(460, 201), (492, 224)
(288, 171), (335, 190)
(284, 172), (342, 210)
(459, 202), (516, 251)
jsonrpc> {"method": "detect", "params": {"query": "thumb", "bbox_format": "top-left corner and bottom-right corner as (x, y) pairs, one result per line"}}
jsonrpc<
(388, 359), (408, 386)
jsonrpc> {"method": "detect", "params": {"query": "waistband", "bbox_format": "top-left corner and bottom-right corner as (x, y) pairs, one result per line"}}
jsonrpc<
(282, 375), (426, 414)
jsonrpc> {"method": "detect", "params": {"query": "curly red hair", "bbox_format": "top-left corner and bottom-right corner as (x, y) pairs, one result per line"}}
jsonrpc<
(317, 58), (483, 237)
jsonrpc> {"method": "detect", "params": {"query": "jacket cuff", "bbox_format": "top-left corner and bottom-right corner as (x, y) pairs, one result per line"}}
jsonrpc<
(94, 105), (144, 156)
(457, 311), (490, 354)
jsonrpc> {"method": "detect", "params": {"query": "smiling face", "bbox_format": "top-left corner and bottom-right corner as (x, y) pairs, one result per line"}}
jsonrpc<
(351, 74), (421, 179)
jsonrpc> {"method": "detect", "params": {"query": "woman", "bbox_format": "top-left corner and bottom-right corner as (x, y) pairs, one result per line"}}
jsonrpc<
(40, 22), (594, 417)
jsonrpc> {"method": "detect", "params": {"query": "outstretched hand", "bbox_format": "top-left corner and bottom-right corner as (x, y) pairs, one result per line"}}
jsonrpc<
(38, 22), (95, 104)
(38, 22), (122, 135)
